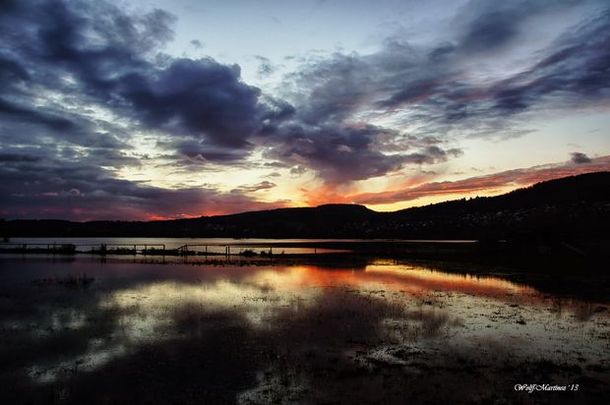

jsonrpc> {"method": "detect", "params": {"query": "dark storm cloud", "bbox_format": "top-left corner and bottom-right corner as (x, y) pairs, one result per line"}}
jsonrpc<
(264, 125), (405, 183)
(0, 0), (300, 218)
(454, 0), (582, 54)
(570, 152), (592, 164)
(403, 146), (463, 165)
(232, 181), (277, 193)
(0, 0), (291, 219)
(114, 58), (265, 148)
(483, 8), (610, 115)
(190, 39), (203, 49)
(171, 139), (249, 162)
(263, 41), (465, 184)
(262, 124), (458, 183)
(0, 153), (40, 163)
(0, 56), (30, 82)
(459, 11), (519, 53)
(0, 1), (150, 160)
(283, 52), (372, 125)
(0, 0), (274, 161)
(257, 0), (609, 185)
(290, 166), (307, 176)
(289, 0), (610, 142)
(0, 156), (285, 220)
(284, 39), (447, 128)
(2, 0), (610, 219)
(408, 2), (609, 121)
(0, 98), (76, 132)
(263, 161), (290, 168)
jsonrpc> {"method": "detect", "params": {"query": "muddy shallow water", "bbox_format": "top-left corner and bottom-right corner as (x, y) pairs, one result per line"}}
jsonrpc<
(0, 255), (608, 404)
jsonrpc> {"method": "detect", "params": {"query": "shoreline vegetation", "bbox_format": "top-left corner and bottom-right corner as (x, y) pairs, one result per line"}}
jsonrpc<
(2, 239), (610, 302)
(0, 237), (606, 266)
(1, 172), (608, 271)
(1, 172), (609, 404)
(1, 172), (608, 240)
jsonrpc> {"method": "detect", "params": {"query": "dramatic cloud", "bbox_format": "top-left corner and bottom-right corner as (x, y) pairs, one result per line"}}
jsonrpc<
(453, 0), (578, 54)
(253, 0), (609, 190)
(0, 0), (290, 219)
(0, 154), (286, 221)
(1, 0), (609, 219)
(0, 0), (284, 160)
(232, 181), (277, 193)
(118, 58), (268, 148)
(348, 155), (610, 205)
(259, 41), (469, 184)
(571, 152), (592, 164)
(286, 0), (610, 140)
(264, 125), (397, 183)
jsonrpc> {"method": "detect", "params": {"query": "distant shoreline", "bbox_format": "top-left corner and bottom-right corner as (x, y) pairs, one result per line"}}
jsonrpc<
(2, 237), (608, 276)
(2, 172), (609, 241)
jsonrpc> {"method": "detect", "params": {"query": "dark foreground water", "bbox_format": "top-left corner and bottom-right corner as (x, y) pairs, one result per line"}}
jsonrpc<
(0, 255), (608, 404)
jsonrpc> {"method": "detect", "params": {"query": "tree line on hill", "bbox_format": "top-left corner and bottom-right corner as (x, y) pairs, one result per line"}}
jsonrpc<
(1, 172), (609, 241)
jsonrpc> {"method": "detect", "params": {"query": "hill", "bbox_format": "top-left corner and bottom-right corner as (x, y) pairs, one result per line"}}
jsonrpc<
(1, 172), (609, 239)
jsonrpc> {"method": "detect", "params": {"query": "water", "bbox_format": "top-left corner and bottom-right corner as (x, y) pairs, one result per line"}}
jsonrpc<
(0, 255), (608, 403)
(6, 238), (478, 247)
(3, 237), (477, 255)
(7, 237), (360, 249)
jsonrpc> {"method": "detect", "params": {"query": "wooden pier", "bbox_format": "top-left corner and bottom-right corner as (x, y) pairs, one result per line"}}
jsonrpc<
(0, 243), (168, 256)
(0, 239), (481, 259)
(0, 242), (303, 257)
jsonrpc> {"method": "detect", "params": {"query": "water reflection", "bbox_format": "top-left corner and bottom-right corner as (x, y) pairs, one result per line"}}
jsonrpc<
(0, 257), (608, 403)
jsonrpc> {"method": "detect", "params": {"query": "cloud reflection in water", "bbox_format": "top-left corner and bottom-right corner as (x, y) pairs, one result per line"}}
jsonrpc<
(0, 258), (608, 403)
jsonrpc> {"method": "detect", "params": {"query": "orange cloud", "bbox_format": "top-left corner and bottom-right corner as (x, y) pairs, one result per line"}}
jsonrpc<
(347, 156), (610, 206)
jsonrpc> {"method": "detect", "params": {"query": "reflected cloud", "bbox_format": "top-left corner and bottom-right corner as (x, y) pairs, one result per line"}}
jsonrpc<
(0, 258), (608, 403)
(363, 264), (536, 298)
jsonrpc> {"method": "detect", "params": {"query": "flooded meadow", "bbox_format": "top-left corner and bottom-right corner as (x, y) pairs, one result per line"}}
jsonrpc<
(0, 254), (608, 404)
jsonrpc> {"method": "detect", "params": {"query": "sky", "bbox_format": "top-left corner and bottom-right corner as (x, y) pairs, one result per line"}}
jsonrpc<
(1, 0), (609, 220)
